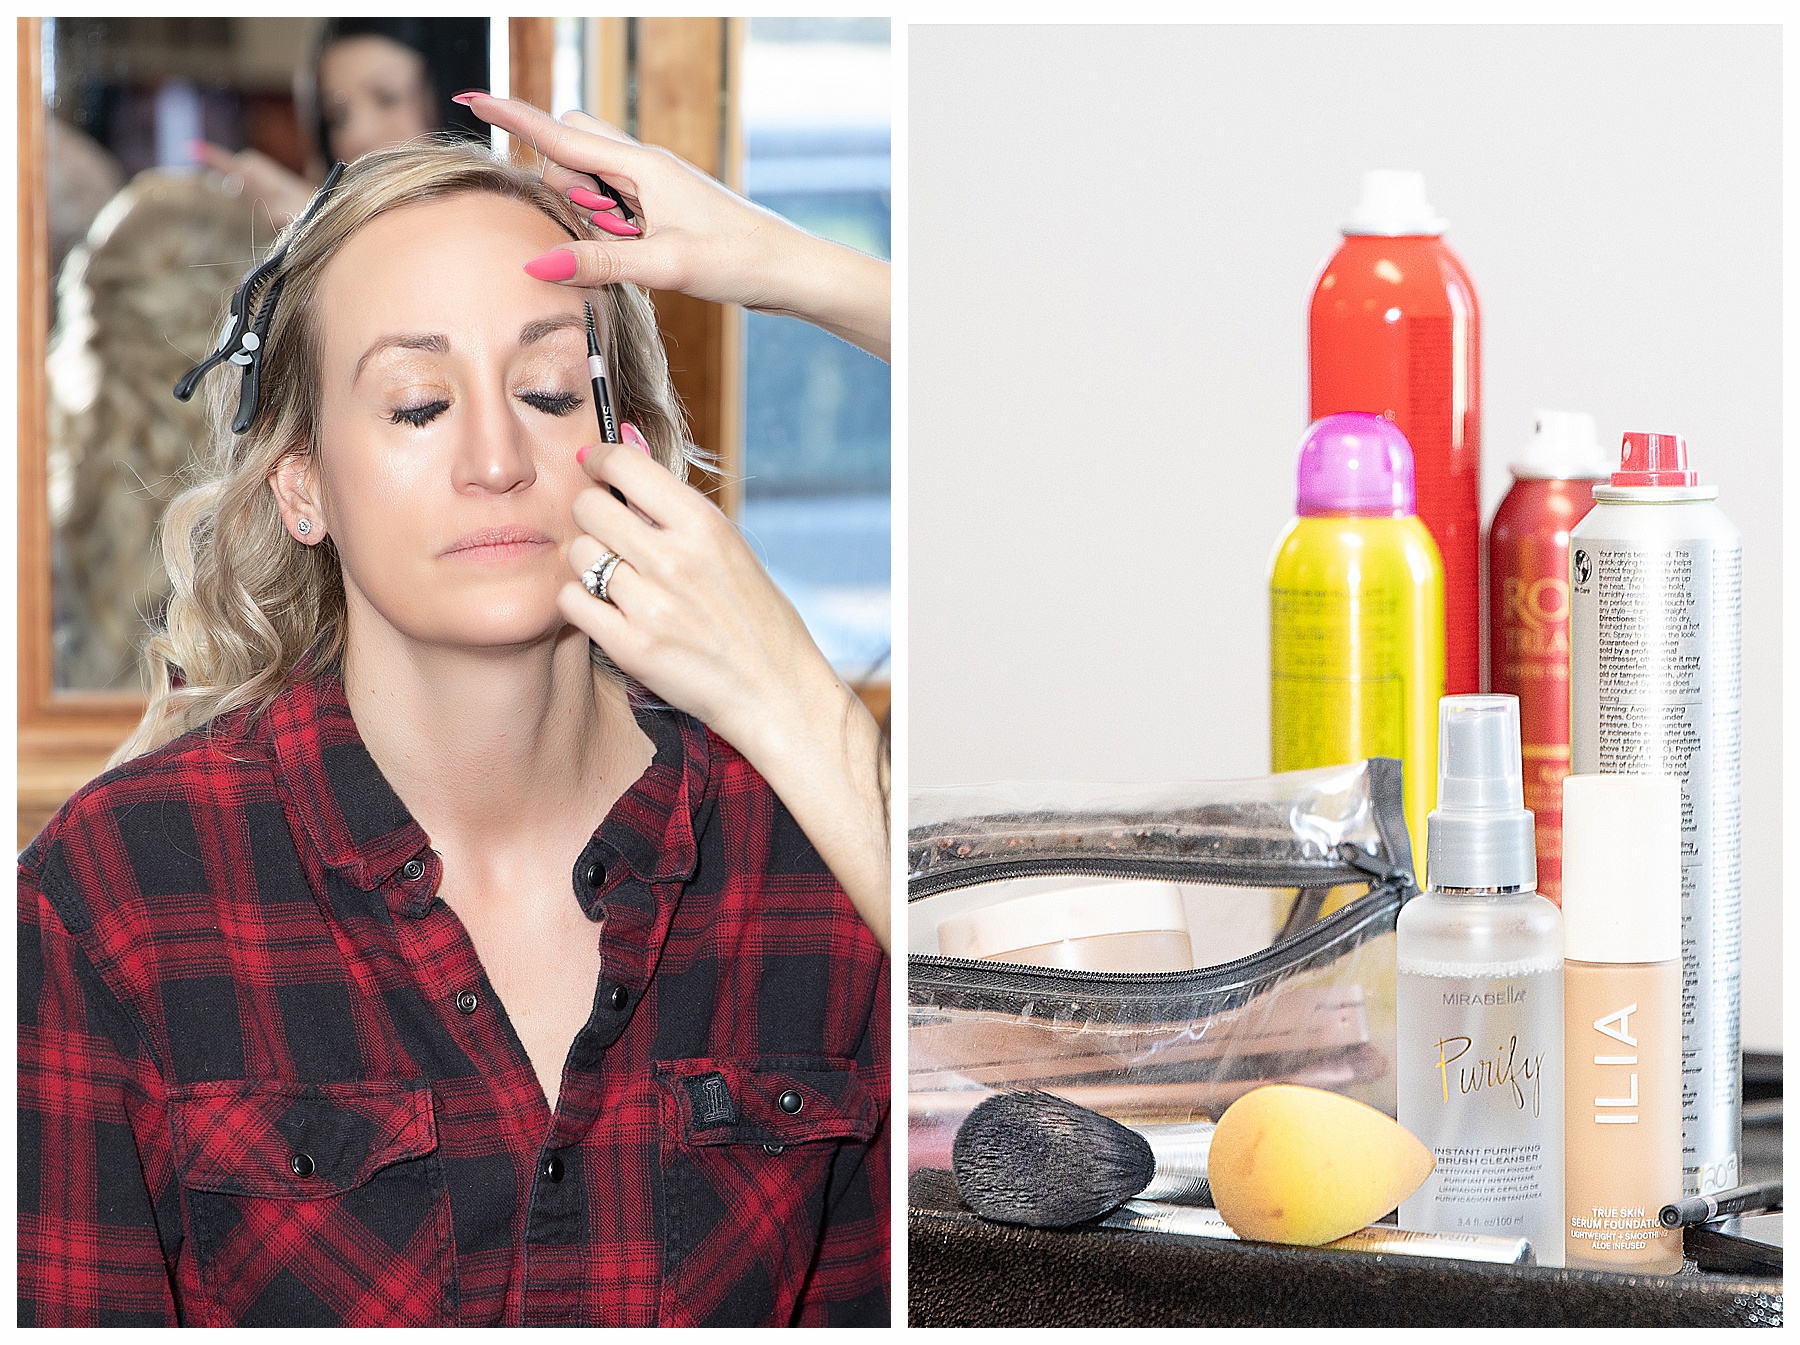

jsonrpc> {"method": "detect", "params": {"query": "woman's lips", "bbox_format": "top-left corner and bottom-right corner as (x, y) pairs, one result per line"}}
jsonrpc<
(442, 527), (555, 560)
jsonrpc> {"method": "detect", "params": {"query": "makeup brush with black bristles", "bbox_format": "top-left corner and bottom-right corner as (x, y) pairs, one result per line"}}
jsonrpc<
(952, 1090), (1215, 1228)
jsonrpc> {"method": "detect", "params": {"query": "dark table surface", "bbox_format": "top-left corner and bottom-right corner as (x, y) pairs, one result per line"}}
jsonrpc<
(909, 1056), (1782, 1327)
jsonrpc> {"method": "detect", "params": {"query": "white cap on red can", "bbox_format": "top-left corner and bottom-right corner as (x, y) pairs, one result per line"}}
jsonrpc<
(1511, 410), (1612, 480)
(1561, 774), (1682, 964)
(1342, 170), (1447, 236)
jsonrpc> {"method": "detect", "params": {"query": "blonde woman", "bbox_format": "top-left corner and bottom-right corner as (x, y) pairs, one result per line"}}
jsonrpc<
(19, 143), (887, 1327)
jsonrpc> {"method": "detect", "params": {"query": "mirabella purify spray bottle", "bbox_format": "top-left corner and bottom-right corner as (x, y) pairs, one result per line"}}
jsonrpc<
(1397, 695), (1564, 1265)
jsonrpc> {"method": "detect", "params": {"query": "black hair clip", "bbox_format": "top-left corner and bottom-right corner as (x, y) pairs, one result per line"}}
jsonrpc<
(175, 161), (348, 433)
(589, 173), (637, 225)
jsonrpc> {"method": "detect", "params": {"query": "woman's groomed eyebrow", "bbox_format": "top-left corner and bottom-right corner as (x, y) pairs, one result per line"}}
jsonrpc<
(352, 314), (589, 385)
(353, 332), (449, 384)
(517, 312), (589, 348)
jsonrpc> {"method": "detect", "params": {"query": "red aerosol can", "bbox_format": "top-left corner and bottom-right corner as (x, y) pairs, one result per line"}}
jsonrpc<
(1309, 170), (1482, 694)
(1486, 410), (1610, 905)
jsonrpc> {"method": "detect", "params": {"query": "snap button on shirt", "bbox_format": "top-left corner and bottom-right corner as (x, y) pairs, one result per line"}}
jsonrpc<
(584, 861), (605, 888)
(455, 990), (479, 1014)
(401, 857), (426, 882)
(289, 1152), (315, 1178)
(778, 1090), (804, 1115)
(541, 1154), (565, 1183)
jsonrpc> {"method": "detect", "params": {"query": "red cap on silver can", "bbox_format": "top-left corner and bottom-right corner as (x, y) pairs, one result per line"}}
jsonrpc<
(1612, 431), (1697, 487)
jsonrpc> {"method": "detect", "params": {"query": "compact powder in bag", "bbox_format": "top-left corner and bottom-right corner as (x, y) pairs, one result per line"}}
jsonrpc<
(935, 881), (1195, 973)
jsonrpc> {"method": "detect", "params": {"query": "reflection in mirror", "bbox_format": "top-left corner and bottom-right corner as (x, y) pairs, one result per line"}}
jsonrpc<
(46, 18), (311, 690)
(43, 17), (490, 691)
(49, 171), (266, 689)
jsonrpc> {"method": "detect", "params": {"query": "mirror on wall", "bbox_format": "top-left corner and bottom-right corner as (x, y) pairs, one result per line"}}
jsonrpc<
(41, 16), (489, 692)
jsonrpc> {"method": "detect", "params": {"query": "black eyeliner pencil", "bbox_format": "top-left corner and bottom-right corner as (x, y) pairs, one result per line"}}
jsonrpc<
(1659, 1179), (1783, 1229)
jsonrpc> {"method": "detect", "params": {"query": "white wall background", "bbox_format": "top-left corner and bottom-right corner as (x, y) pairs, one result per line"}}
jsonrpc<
(907, 24), (1782, 1050)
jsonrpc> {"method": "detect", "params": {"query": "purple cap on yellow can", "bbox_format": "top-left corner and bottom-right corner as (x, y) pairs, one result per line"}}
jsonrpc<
(1294, 412), (1418, 517)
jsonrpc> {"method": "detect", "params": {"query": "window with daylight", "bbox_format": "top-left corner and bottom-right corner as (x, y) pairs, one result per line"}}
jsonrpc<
(739, 18), (891, 684)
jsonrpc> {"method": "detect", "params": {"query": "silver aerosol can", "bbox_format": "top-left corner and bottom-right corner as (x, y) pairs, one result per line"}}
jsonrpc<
(1569, 431), (1741, 1197)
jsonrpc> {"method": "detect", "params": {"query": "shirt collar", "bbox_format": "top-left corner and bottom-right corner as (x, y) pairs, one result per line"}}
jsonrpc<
(263, 670), (706, 894)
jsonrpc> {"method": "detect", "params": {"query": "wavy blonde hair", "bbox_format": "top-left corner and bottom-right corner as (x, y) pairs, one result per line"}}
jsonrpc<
(116, 141), (689, 764)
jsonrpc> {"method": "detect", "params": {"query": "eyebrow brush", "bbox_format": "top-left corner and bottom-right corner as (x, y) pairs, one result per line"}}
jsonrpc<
(585, 301), (620, 445)
(584, 301), (629, 505)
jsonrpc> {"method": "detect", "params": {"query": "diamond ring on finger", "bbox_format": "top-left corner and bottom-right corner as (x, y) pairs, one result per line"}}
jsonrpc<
(581, 551), (626, 604)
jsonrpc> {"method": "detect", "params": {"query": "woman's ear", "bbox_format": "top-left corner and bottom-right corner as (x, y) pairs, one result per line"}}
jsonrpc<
(267, 450), (328, 545)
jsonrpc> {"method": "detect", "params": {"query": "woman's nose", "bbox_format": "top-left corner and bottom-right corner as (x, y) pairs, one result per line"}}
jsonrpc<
(453, 387), (538, 495)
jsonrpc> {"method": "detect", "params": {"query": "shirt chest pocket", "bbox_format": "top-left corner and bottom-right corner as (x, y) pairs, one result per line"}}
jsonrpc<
(653, 1057), (880, 1327)
(169, 1079), (455, 1327)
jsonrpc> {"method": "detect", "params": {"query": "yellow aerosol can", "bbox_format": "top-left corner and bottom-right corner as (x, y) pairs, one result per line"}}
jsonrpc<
(1270, 413), (1446, 878)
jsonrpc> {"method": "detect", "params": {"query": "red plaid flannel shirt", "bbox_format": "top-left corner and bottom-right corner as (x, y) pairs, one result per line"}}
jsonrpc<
(18, 671), (889, 1326)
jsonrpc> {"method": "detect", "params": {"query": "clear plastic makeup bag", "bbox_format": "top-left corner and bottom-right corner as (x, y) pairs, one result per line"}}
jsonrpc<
(908, 759), (1419, 1175)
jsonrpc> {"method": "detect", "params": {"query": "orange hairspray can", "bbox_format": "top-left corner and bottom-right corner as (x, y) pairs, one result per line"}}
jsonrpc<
(1486, 411), (1609, 905)
(1309, 170), (1481, 696)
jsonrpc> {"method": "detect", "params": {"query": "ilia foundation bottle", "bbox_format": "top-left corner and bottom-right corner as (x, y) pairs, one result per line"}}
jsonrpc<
(1561, 774), (1683, 1274)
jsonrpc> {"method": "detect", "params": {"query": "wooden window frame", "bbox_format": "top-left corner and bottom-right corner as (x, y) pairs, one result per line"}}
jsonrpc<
(17, 18), (148, 845)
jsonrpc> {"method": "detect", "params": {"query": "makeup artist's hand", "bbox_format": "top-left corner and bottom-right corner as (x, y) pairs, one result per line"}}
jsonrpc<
(560, 426), (891, 950)
(460, 94), (890, 361)
(191, 142), (316, 224)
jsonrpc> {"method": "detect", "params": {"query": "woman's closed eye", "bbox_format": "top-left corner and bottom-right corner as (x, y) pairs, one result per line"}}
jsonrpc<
(519, 389), (583, 417)
(391, 398), (450, 427)
(385, 390), (581, 427)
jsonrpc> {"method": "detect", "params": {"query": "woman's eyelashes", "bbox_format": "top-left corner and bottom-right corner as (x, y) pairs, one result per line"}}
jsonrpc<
(390, 398), (450, 427)
(385, 389), (583, 427)
(519, 389), (584, 417)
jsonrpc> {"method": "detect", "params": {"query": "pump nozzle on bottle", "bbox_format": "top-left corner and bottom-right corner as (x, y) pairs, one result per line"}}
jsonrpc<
(1612, 431), (1698, 488)
(1426, 695), (1537, 892)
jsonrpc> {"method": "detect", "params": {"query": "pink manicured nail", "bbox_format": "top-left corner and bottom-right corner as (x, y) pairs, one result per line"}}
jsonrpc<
(451, 90), (489, 105)
(576, 445), (591, 465)
(523, 249), (579, 282)
(568, 186), (616, 211)
(622, 422), (650, 454)
(590, 213), (642, 238)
